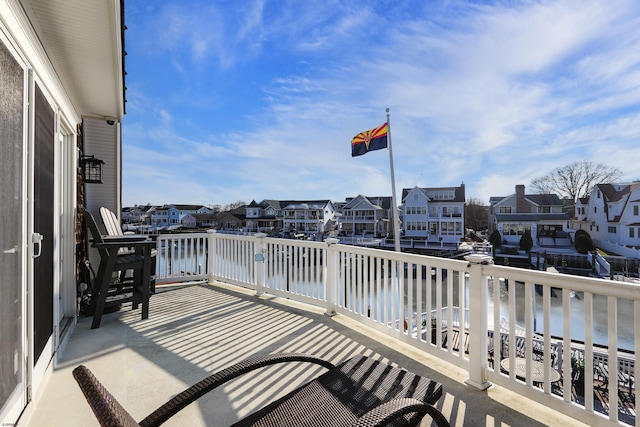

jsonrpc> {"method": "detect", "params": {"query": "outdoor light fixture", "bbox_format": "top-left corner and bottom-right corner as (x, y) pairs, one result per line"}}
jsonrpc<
(80, 155), (104, 184)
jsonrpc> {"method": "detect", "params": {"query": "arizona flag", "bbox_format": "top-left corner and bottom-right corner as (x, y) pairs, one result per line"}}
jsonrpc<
(351, 123), (388, 157)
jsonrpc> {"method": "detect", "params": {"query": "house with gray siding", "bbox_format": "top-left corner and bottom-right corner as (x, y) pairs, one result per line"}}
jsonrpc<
(245, 199), (283, 233)
(339, 195), (394, 237)
(488, 184), (569, 246)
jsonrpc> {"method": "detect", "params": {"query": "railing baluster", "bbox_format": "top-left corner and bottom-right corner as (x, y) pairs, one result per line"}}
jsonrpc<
(542, 284), (551, 395)
(583, 291), (594, 413)
(562, 288), (572, 403)
(608, 296), (619, 423)
(375, 256), (382, 324)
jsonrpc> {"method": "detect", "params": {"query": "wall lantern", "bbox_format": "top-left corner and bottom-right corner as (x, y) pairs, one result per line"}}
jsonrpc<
(80, 155), (105, 184)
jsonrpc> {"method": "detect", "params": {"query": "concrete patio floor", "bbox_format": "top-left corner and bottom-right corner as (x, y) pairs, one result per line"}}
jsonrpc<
(21, 282), (587, 426)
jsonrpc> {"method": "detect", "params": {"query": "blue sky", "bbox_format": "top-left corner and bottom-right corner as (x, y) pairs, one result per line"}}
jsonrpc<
(122, 0), (640, 207)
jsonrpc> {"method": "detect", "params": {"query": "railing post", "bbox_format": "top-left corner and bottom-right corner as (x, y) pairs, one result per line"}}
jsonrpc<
(324, 238), (340, 316)
(464, 253), (493, 390)
(254, 233), (267, 296)
(207, 229), (217, 282)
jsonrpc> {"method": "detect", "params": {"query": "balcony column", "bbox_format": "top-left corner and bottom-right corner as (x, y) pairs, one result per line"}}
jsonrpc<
(464, 253), (493, 390)
(207, 229), (217, 282)
(254, 233), (267, 296)
(324, 238), (340, 316)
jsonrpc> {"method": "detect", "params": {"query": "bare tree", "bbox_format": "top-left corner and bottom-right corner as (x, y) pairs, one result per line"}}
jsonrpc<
(530, 160), (623, 201)
(223, 200), (247, 211)
(465, 197), (489, 232)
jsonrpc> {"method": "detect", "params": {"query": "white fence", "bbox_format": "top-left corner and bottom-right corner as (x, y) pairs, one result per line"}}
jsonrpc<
(597, 239), (640, 261)
(155, 230), (638, 427)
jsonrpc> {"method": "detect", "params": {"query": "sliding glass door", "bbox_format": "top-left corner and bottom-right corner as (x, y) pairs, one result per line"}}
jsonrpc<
(0, 35), (26, 423)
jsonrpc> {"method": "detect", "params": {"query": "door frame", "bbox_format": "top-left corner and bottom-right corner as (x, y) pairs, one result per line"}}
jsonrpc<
(29, 77), (77, 400)
(54, 118), (77, 333)
(27, 71), (57, 401)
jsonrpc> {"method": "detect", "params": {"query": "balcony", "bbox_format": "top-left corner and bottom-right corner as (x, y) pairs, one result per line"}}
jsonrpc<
(23, 232), (637, 426)
(24, 284), (581, 427)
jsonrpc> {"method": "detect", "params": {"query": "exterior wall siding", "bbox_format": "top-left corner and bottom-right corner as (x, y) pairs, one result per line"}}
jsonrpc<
(83, 118), (119, 217)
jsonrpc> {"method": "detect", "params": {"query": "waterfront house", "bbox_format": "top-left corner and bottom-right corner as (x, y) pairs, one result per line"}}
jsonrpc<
(150, 205), (171, 229)
(245, 199), (283, 233)
(571, 182), (640, 259)
(339, 195), (394, 237)
(401, 184), (466, 244)
(0, 0), (125, 423)
(181, 212), (218, 229)
(121, 204), (154, 225)
(245, 199), (339, 237)
(149, 204), (207, 229)
(282, 200), (335, 237)
(488, 184), (570, 246)
(213, 205), (247, 232)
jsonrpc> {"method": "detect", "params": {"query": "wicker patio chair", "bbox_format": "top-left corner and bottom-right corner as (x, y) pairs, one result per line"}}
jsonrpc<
(73, 353), (450, 427)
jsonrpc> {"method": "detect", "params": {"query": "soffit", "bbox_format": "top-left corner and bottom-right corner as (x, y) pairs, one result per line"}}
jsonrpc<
(21, 0), (124, 119)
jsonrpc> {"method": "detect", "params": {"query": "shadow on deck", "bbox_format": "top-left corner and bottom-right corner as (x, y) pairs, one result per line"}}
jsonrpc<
(24, 283), (589, 427)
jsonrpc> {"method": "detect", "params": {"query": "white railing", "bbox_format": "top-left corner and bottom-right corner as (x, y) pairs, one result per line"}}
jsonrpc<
(154, 230), (638, 427)
(589, 250), (611, 277)
(155, 233), (209, 284)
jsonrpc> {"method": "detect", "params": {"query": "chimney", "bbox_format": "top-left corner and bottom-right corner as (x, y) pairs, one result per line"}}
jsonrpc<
(515, 185), (527, 213)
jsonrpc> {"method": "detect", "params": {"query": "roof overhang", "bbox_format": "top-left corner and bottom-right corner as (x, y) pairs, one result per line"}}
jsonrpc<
(20, 0), (125, 120)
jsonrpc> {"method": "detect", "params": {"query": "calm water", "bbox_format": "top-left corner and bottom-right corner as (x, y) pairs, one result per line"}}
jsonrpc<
(158, 247), (635, 351)
(491, 281), (635, 351)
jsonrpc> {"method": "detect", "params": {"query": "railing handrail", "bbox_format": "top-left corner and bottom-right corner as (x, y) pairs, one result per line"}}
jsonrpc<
(483, 263), (640, 299)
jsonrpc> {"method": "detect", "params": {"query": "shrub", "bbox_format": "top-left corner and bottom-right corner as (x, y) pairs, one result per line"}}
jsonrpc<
(574, 230), (594, 254)
(489, 230), (502, 248)
(519, 229), (533, 252)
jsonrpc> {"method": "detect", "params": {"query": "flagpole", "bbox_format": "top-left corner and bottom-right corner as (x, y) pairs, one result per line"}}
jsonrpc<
(386, 108), (401, 252)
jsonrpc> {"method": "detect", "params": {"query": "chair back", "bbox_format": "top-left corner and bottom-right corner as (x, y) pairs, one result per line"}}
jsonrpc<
(84, 209), (110, 260)
(100, 207), (124, 237)
(72, 365), (140, 427)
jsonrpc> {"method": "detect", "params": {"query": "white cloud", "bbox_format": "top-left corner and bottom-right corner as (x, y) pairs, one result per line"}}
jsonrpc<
(123, 0), (640, 206)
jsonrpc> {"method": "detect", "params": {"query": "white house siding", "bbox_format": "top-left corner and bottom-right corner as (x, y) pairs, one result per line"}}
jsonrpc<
(570, 183), (640, 252)
(620, 192), (640, 247)
(282, 201), (334, 236)
(403, 188), (430, 239)
(402, 185), (466, 243)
